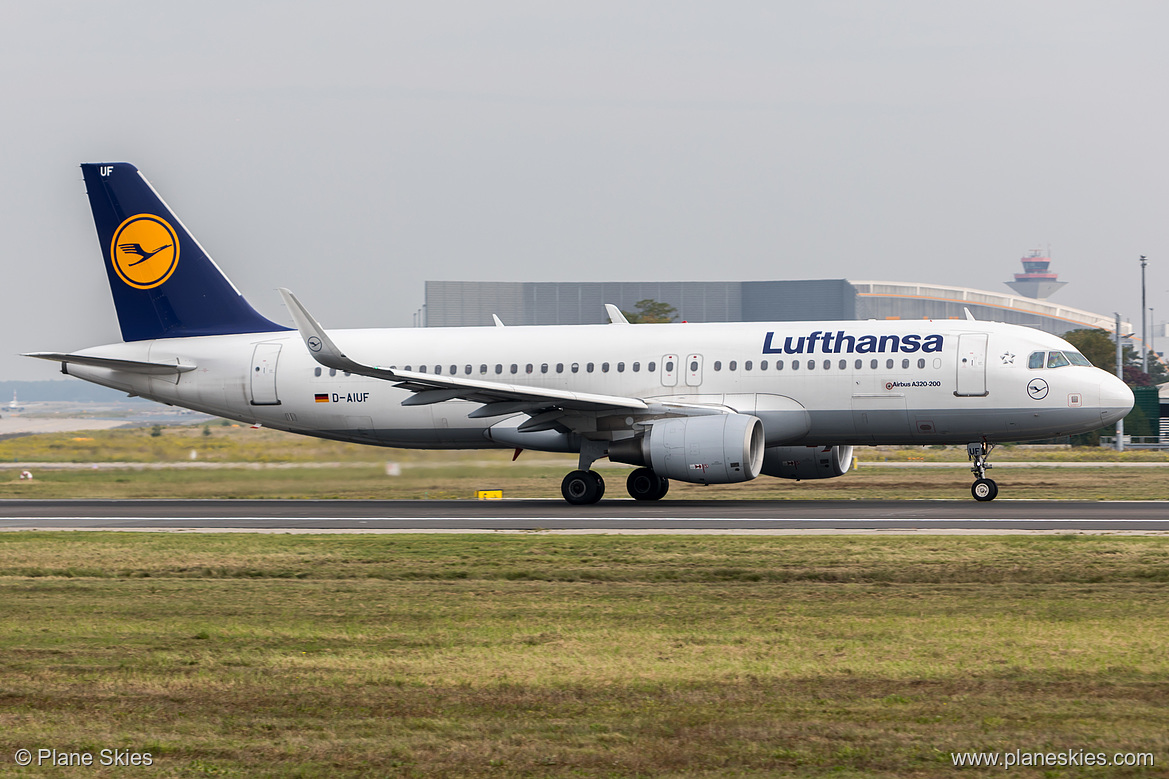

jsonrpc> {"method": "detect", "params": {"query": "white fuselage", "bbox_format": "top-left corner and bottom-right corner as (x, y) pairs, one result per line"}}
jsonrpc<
(61, 318), (1132, 451)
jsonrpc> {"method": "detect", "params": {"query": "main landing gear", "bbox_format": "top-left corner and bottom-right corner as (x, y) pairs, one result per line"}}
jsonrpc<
(967, 441), (998, 502)
(626, 467), (670, 501)
(560, 441), (670, 505)
(561, 470), (605, 505)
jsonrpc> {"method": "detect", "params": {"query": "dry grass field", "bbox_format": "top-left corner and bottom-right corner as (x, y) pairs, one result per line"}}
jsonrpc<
(0, 424), (1167, 500)
(1, 533), (1167, 777)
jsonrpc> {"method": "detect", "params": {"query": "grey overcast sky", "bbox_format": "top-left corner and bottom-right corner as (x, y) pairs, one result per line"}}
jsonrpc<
(3, 1), (1166, 380)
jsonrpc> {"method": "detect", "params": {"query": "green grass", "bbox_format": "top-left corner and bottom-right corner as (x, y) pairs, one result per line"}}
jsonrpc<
(2, 461), (1168, 500)
(0, 534), (1167, 777)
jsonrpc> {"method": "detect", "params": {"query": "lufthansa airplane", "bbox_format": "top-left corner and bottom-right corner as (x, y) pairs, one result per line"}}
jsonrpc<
(28, 163), (1133, 504)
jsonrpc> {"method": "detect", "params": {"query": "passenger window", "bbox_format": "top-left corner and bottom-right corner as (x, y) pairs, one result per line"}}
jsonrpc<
(495, 364), (503, 374)
(571, 363), (579, 373)
(807, 360), (815, 370)
(587, 363), (595, 373)
(648, 361), (656, 372)
(450, 365), (457, 375)
(761, 360), (768, 370)
(839, 360), (846, 370)
(1028, 351), (1045, 369)
(479, 364), (488, 374)
(632, 362), (641, 372)
(665, 360), (674, 372)
(870, 359), (878, 369)
(464, 365), (472, 375)
(314, 367), (321, 377)
(525, 364), (533, 373)
(901, 359), (909, 369)
(541, 363), (548, 374)
(330, 368), (337, 377)
(791, 360), (799, 371)
(617, 362), (625, 372)
(917, 358), (925, 369)
(556, 363), (564, 373)
(886, 359), (894, 369)
(419, 366), (427, 373)
(510, 364), (518, 374)
(777, 360), (784, 370)
(854, 359), (862, 369)
(689, 360), (698, 372)
(435, 365), (442, 375)
(745, 361), (753, 371)
(730, 361), (738, 371)
(602, 362), (610, 373)
(713, 361), (722, 371)
(1047, 351), (1070, 368)
(344, 371), (350, 377)
(823, 360), (830, 370)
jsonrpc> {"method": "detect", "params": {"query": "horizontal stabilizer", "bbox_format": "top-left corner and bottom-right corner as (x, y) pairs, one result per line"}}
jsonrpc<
(24, 352), (197, 375)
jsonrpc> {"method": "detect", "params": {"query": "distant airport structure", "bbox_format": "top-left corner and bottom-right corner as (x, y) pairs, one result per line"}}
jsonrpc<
(1004, 249), (1067, 299)
(423, 278), (1122, 336)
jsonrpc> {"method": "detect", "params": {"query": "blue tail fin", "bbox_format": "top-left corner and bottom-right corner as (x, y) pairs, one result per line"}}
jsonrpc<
(81, 162), (289, 341)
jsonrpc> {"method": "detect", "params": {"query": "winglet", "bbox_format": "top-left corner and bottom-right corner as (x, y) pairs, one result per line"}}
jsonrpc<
(605, 304), (630, 325)
(963, 307), (976, 321)
(278, 288), (375, 375)
(492, 314), (506, 327)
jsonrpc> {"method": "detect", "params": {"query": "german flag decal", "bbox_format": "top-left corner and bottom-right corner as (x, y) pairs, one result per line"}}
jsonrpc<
(314, 394), (329, 403)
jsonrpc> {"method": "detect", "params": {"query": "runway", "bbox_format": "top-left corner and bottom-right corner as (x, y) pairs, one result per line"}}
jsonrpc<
(0, 499), (1166, 533)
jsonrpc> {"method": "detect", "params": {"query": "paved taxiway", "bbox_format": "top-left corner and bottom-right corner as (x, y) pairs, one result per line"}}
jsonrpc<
(0, 500), (1166, 533)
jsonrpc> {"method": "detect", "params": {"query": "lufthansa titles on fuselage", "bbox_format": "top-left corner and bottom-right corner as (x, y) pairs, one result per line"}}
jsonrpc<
(762, 330), (944, 355)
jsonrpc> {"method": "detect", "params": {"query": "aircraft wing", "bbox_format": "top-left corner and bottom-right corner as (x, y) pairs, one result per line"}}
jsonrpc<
(279, 289), (649, 416)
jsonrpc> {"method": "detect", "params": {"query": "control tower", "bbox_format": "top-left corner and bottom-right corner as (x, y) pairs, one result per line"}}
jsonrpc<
(1005, 249), (1067, 299)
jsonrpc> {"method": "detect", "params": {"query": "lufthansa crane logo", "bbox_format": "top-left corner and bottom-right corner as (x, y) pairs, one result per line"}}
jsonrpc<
(1027, 378), (1049, 400)
(110, 214), (180, 289)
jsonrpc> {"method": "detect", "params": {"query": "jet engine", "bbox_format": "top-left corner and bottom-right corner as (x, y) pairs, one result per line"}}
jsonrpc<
(609, 413), (764, 484)
(761, 445), (854, 480)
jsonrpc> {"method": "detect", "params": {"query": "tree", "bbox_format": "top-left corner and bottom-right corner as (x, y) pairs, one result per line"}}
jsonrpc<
(621, 299), (677, 324)
(1061, 329), (1115, 372)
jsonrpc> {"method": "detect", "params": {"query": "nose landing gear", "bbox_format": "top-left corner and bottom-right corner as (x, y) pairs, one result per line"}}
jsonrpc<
(967, 441), (997, 501)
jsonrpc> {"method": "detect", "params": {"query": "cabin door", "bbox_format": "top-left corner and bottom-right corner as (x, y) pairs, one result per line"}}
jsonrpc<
(249, 343), (282, 406)
(955, 333), (988, 397)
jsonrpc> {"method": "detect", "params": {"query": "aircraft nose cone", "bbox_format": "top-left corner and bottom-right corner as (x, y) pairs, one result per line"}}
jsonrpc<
(1098, 373), (1134, 426)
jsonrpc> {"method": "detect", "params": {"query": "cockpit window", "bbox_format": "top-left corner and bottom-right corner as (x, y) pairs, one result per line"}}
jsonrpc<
(1028, 352), (1045, 369)
(1066, 351), (1092, 367)
(1046, 351), (1070, 368)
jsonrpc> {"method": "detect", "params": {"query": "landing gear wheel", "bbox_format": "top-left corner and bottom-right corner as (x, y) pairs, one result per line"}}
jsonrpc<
(562, 469), (605, 505)
(966, 441), (998, 502)
(627, 468), (669, 501)
(971, 478), (998, 502)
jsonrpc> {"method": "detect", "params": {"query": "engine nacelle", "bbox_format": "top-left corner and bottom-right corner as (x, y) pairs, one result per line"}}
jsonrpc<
(609, 413), (765, 485)
(761, 445), (854, 480)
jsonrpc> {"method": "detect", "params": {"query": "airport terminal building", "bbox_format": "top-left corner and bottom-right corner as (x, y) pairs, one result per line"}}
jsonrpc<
(422, 279), (1122, 336)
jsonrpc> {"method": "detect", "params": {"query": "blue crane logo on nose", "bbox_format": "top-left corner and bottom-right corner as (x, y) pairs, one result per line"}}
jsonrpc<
(1027, 378), (1049, 400)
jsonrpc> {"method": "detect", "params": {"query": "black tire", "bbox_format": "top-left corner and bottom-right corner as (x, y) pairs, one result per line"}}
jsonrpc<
(562, 469), (604, 505)
(627, 468), (666, 501)
(971, 478), (998, 502)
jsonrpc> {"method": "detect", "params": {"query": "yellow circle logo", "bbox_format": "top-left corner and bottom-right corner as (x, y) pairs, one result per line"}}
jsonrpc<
(110, 214), (180, 289)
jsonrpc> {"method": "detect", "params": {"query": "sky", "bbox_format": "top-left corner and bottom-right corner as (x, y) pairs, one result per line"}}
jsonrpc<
(3, 1), (1167, 380)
